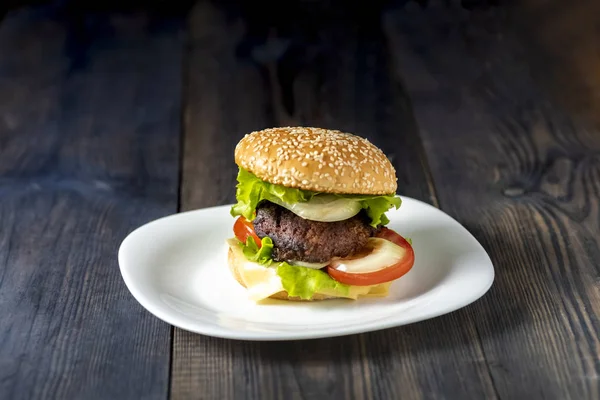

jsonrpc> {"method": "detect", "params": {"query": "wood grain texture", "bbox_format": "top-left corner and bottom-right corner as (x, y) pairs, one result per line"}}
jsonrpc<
(0, 7), (183, 400)
(384, 1), (600, 399)
(509, 0), (600, 131)
(173, 1), (498, 399)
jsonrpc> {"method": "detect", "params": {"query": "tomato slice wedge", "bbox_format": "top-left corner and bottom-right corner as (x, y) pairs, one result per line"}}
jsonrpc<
(326, 228), (414, 286)
(233, 216), (262, 247)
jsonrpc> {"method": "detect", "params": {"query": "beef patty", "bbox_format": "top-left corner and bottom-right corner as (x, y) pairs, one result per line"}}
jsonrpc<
(253, 202), (377, 263)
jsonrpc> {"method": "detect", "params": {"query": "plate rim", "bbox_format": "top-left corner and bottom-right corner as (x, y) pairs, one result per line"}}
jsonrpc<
(118, 196), (495, 341)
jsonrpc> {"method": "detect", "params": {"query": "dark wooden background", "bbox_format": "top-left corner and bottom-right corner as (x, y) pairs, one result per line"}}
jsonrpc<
(0, 0), (598, 399)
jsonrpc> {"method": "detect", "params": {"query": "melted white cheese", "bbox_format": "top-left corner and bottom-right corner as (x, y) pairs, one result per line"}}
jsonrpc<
(269, 195), (361, 222)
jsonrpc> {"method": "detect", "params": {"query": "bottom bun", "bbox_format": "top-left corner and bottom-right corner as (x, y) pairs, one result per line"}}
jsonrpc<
(227, 246), (339, 301)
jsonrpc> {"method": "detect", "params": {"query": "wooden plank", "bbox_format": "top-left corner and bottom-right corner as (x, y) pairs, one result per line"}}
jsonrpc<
(509, 0), (600, 131)
(384, 1), (600, 399)
(173, 2), (272, 398)
(0, 7), (183, 400)
(173, 1), (497, 399)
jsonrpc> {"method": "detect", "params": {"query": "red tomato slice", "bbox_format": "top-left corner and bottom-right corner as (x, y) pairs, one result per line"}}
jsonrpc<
(233, 216), (261, 247)
(327, 228), (414, 286)
(376, 227), (408, 247)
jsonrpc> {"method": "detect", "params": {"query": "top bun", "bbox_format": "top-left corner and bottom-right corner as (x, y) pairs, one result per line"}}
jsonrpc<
(234, 127), (397, 195)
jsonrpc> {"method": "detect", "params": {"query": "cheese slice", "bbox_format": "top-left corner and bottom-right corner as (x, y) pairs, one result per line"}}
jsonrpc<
(269, 195), (362, 222)
(239, 260), (286, 301)
(318, 282), (392, 300)
(228, 241), (392, 301)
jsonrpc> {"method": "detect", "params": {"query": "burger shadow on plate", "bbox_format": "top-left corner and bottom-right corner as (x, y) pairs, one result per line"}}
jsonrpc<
(219, 223), (526, 368)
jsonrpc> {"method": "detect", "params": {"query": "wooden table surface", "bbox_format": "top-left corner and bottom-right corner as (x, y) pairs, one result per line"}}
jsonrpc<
(1, 1), (599, 399)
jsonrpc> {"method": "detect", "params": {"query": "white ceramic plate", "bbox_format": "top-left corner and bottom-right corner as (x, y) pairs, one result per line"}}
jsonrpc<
(118, 197), (494, 341)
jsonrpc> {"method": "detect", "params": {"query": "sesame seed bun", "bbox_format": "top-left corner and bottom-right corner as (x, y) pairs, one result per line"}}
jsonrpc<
(234, 127), (397, 195)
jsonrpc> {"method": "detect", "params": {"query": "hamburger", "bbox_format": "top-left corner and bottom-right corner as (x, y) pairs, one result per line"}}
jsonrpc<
(227, 127), (415, 301)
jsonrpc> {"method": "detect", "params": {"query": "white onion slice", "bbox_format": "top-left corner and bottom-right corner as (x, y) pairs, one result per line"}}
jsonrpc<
(270, 195), (361, 222)
(331, 238), (406, 274)
(290, 260), (330, 269)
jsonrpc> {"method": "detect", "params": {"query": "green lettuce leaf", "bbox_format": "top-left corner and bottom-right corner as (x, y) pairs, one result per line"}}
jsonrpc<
(230, 168), (401, 227)
(354, 195), (401, 226)
(237, 236), (350, 300)
(276, 263), (350, 299)
(241, 237), (275, 265)
(230, 168), (313, 220)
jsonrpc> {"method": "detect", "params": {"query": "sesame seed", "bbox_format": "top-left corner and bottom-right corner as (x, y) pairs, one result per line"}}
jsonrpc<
(235, 126), (396, 194)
